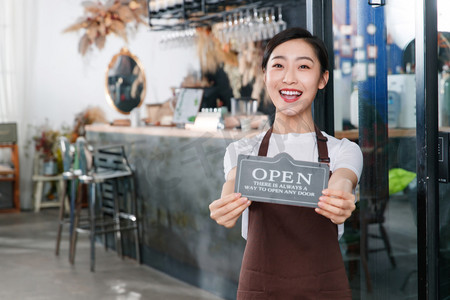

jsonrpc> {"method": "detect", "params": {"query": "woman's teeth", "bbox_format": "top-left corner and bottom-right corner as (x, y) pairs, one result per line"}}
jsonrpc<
(280, 90), (302, 96)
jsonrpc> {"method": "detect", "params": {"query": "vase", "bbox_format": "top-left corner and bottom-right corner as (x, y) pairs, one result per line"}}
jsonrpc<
(43, 159), (57, 176)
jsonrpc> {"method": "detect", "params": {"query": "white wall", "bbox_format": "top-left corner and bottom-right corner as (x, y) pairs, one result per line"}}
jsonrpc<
(20, 0), (199, 209)
(29, 0), (199, 129)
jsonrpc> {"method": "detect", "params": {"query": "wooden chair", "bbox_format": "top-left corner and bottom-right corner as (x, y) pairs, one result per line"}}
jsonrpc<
(362, 195), (396, 268)
(357, 195), (396, 292)
(0, 123), (20, 213)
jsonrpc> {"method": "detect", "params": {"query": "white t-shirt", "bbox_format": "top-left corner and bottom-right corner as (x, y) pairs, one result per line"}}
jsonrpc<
(223, 130), (363, 240)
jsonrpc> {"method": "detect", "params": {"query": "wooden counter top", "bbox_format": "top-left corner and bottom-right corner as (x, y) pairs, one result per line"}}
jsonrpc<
(336, 127), (450, 140)
(85, 124), (261, 140)
(335, 128), (424, 140)
(88, 125), (450, 141)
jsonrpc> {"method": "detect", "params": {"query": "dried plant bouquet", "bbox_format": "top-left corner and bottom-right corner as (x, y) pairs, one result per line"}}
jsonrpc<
(63, 0), (148, 55)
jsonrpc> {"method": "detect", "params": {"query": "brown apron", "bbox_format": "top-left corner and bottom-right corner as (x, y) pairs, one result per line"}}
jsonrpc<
(237, 126), (352, 300)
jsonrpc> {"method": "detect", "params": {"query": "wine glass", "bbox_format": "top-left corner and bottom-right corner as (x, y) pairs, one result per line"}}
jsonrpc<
(276, 4), (287, 33)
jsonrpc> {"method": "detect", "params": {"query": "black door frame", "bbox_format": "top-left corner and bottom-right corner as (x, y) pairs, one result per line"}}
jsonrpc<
(416, 0), (439, 299)
(307, 0), (335, 134)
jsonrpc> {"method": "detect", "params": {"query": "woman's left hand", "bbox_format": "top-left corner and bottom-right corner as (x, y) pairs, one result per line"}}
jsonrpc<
(315, 188), (356, 224)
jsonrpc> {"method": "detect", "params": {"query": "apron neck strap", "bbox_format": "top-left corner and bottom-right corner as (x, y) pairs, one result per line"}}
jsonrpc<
(314, 124), (330, 164)
(257, 127), (273, 157)
(257, 125), (330, 164)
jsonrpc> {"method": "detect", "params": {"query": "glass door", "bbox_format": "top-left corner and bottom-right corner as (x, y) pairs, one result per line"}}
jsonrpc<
(332, 1), (419, 298)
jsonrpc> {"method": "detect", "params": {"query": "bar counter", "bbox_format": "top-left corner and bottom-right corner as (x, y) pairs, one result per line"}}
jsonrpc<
(85, 124), (422, 298)
(86, 124), (259, 300)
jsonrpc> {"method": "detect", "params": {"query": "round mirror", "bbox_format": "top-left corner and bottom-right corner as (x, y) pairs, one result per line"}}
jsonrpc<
(105, 47), (146, 114)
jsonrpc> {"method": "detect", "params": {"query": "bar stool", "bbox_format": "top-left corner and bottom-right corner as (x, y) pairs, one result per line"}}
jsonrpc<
(70, 137), (140, 271)
(55, 136), (78, 256)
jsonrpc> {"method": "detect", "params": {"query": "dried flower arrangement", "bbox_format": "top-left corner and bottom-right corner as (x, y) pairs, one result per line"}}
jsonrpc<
(72, 106), (109, 142)
(33, 129), (61, 161)
(63, 0), (148, 55)
(195, 27), (268, 103)
(196, 27), (238, 74)
(32, 106), (107, 160)
(32, 121), (71, 162)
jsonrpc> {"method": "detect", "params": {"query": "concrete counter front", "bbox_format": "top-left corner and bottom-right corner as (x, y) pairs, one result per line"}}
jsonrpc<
(86, 125), (259, 300)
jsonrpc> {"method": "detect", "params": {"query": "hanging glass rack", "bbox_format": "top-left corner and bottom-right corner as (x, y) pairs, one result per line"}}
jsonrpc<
(147, 0), (296, 31)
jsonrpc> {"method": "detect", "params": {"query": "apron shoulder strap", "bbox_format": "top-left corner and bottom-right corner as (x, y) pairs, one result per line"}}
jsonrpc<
(258, 127), (273, 157)
(314, 125), (330, 164)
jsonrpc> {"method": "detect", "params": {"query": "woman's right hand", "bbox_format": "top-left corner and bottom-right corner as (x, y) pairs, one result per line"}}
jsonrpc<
(209, 192), (251, 228)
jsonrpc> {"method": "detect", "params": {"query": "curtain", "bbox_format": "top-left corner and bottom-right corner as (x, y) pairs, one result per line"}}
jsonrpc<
(0, 0), (37, 209)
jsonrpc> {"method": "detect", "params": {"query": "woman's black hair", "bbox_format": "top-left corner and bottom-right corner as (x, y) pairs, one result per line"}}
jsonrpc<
(261, 27), (329, 75)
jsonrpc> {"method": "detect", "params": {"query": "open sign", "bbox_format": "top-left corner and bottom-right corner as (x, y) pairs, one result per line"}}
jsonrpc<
(234, 153), (329, 208)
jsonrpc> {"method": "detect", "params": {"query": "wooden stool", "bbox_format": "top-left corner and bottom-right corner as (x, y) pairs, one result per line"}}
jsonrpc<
(32, 174), (64, 212)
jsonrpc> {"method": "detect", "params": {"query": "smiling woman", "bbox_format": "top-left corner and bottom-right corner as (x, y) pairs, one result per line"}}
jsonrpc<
(209, 27), (363, 299)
